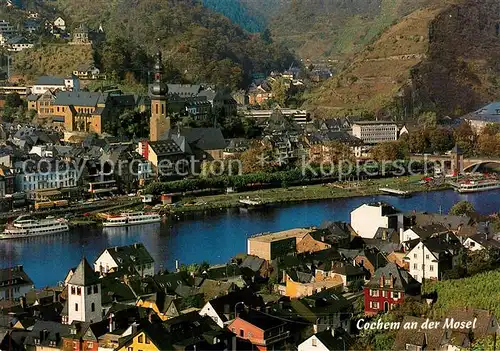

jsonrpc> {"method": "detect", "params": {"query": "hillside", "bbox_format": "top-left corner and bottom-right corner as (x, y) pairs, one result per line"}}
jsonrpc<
(306, 0), (500, 118)
(51, 0), (294, 88)
(423, 270), (500, 319)
(201, 0), (264, 33)
(268, 0), (435, 59)
(12, 44), (94, 82)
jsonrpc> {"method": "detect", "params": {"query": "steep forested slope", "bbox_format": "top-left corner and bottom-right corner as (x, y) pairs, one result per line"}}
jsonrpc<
(201, 0), (263, 32)
(51, 0), (294, 88)
(306, 0), (500, 118)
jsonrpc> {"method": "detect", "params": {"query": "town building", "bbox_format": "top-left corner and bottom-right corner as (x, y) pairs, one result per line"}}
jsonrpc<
(351, 121), (398, 144)
(243, 107), (310, 125)
(350, 202), (402, 239)
(72, 64), (101, 80)
(6, 36), (34, 52)
(31, 76), (80, 95)
(364, 263), (421, 316)
(53, 17), (66, 31)
(462, 102), (500, 133)
(65, 258), (102, 324)
(247, 228), (313, 261)
(405, 233), (462, 283)
(24, 320), (70, 350)
(94, 243), (155, 277)
(227, 310), (290, 351)
(463, 233), (500, 252)
(0, 265), (34, 300)
(149, 50), (171, 142)
(284, 269), (343, 298)
(298, 328), (353, 351)
(71, 24), (91, 45)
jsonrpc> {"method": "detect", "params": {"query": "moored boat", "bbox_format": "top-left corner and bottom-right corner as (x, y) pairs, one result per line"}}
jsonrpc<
(102, 211), (161, 227)
(451, 179), (500, 193)
(1, 216), (69, 240)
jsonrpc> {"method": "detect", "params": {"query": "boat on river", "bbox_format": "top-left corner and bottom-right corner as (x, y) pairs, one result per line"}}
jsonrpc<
(450, 178), (500, 193)
(1, 216), (69, 240)
(102, 211), (162, 227)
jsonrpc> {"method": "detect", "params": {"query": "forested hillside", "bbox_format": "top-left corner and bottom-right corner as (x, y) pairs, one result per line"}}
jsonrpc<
(201, 0), (263, 33)
(268, 0), (435, 59)
(49, 0), (294, 88)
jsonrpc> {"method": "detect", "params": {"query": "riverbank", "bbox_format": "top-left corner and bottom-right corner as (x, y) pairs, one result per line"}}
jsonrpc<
(168, 175), (450, 215)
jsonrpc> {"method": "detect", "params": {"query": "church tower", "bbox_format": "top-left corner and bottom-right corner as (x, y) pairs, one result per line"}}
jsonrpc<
(149, 50), (170, 142)
(67, 258), (102, 324)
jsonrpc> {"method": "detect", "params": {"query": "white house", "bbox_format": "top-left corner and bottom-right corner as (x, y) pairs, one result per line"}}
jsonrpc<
(31, 75), (80, 95)
(7, 36), (34, 52)
(94, 243), (155, 277)
(64, 258), (102, 324)
(53, 17), (66, 31)
(405, 233), (462, 283)
(350, 202), (402, 239)
(463, 234), (500, 252)
(401, 224), (450, 244)
(15, 160), (78, 199)
(0, 266), (34, 300)
(199, 300), (225, 328)
(298, 329), (349, 351)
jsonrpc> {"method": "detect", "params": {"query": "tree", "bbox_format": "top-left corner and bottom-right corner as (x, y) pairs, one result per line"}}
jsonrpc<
(449, 200), (476, 217)
(418, 111), (437, 128)
(5, 93), (22, 108)
(371, 141), (407, 161)
(260, 28), (272, 44)
(408, 130), (428, 153)
(239, 142), (274, 174)
(477, 133), (500, 157)
(454, 121), (475, 155)
(270, 77), (288, 106)
(322, 141), (355, 164)
(429, 127), (455, 153)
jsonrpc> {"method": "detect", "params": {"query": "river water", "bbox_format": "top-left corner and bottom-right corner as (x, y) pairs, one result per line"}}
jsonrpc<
(1, 189), (499, 288)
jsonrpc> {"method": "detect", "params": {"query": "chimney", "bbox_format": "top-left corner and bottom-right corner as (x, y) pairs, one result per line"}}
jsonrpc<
(321, 236), (325, 242)
(399, 228), (404, 244)
(175, 260), (179, 272)
(39, 330), (44, 342)
(134, 243), (138, 249)
(379, 275), (384, 288)
(265, 306), (271, 313)
(331, 328), (335, 337)
(114, 246), (118, 252)
(389, 273), (394, 289)
(148, 310), (153, 323)
(282, 270), (287, 283)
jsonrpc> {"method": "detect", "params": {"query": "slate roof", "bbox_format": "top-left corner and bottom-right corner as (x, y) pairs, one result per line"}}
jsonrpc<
(464, 102), (500, 122)
(34, 76), (66, 86)
(100, 243), (154, 269)
(148, 139), (184, 156)
(24, 320), (69, 348)
(240, 256), (265, 272)
(393, 316), (445, 350)
(313, 329), (354, 350)
(365, 263), (421, 293)
(198, 279), (234, 301)
(181, 127), (227, 150)
(467, 234), (500, 250)
(68, 258), (100, 286)
(54, 91), (102, 107)
(167, 84), (202, 96)
(290, 288), (351, 323)
(0, 266), (33, 286)
(206, 289), (263, 321)
(411, 212), (472, 230)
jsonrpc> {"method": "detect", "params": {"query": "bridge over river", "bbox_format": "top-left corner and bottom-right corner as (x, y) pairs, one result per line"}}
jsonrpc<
(409, 154), (500, 174)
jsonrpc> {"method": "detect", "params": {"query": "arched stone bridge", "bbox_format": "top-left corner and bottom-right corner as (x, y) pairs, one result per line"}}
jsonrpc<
(409, 154), (500, 173)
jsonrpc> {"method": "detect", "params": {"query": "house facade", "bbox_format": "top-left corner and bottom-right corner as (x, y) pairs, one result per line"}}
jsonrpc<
(350, 203), (401, 239)
(364, 263), (421, 316)
(351, 121), (398, 144)
(0, 265), (34, 300)
(94, 243), (155, 277)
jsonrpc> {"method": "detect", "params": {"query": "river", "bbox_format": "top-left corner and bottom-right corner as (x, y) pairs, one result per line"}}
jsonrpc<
(1, 189), (499, 288)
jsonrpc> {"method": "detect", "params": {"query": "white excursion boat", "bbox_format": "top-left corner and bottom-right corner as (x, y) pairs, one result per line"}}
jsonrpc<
(1, 216), (69, 240)
(102, 212), (162, 227)
(451, 179), (500, 193)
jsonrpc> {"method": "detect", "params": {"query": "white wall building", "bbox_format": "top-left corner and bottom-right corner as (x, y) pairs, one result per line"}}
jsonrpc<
(94, 243), (155, 277)
(0, 20), (15, 35)
(350, 203), (401, 239)
(15, 161), (78, 199)
(31, 76), (80, 95)
(352, 121), (398, 144)
(66, 258), (102, 324)
(0, 266), (34, 301)
(53, 17), (66, 31)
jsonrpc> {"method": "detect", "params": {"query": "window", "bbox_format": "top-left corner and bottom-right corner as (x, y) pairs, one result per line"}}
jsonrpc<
(413, 253), (417, 259)
(91, 303), (95, 312)
(71, 286), (76, 295)
(370, 289), (379, 297)
(382, 290), (387, 297)
(239, 329), (244, 337)
(87, 342), (93, 348)
(73, 341), (77, 350)
(145, 336), (150, 344)
(75, 303), (78, 311)
(77, 287), (81, 295)
(87, 286), (92, 294)
(425, 254), (429, 260)
(312, 338), (317, 347)
(370, 301), (379, 309)
(421, 264), (425, 269)
(128, 348), (133, 351)
(413, 264), (417, 270)
(392, 292), (400, 299)
(138, 335), (143, 343)
(429, 265), (434, 272)
(93, 285), (98, 294)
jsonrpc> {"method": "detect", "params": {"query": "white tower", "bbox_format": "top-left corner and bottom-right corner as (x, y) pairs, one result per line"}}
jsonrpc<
(67, 258), (102, 324)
